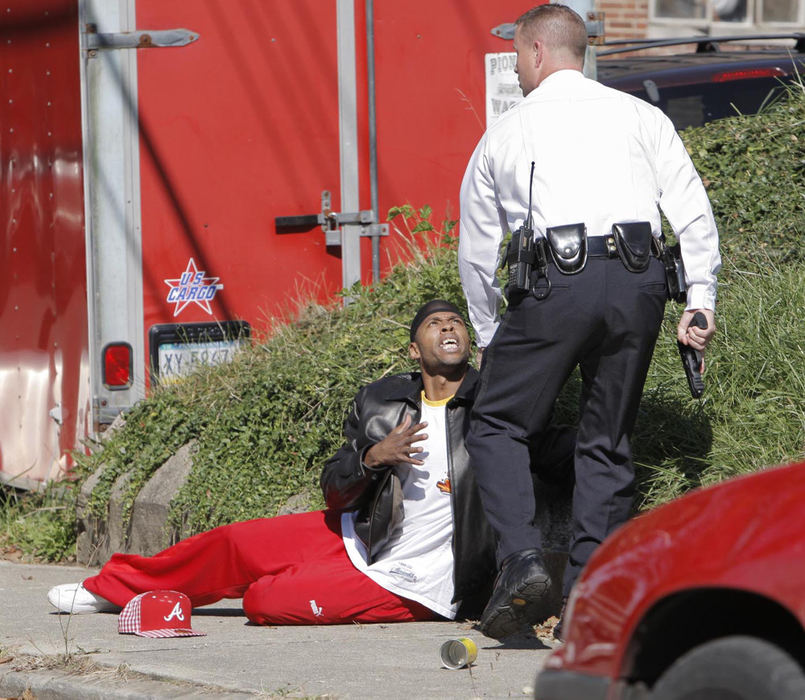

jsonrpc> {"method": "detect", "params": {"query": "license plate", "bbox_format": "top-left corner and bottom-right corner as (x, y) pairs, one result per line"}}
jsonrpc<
(157, 338), (245, 381)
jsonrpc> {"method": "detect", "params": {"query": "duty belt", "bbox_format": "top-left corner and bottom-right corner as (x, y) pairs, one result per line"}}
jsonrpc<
(587, 235), (620, 258)
(542, 234), (662, 261)
(588, 235), (660, 259)
(532, 236), (622, 270)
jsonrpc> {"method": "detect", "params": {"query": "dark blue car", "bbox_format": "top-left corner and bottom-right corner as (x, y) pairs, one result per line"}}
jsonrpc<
(596, 33), (805, 129)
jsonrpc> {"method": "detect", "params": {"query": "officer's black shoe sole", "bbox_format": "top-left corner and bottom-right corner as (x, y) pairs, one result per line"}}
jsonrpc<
(478, 550), (552, 640)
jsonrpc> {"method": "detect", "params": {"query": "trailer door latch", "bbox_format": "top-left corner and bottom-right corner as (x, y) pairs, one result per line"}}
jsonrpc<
(275, 190), (389, 247)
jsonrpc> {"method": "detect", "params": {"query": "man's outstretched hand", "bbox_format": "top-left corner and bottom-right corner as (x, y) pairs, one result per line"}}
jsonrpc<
(363, 414), (428, 468)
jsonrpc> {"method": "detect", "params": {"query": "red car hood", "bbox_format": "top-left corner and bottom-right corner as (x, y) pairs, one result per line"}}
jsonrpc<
(549, 460), (805, 676)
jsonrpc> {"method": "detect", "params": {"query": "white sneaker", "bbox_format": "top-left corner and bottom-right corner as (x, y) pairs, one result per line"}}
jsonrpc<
(47, 582), (118, 614)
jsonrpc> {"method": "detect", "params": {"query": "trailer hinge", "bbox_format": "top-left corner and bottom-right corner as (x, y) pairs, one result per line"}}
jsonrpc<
(275, 190), (389, 247)
(85, 26), (199, 53)
(492, 13), (605, 43)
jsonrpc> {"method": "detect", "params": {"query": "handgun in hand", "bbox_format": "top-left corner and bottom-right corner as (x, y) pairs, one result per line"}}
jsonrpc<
(678, 312), (707, 399)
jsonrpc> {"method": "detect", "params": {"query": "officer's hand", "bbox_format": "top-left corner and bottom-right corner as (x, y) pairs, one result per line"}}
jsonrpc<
(363, 414), (428, 468)
(677, 308), (716, 371)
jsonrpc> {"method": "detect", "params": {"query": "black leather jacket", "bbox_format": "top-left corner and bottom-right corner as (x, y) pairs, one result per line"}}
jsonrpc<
(320, 368), (496, 618)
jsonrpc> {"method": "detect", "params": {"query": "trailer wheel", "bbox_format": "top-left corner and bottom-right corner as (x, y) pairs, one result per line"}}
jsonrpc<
(651, 635), (805, 700)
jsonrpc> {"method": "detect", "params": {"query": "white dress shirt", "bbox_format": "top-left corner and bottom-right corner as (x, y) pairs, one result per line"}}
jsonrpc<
(459, 69), (721, 347)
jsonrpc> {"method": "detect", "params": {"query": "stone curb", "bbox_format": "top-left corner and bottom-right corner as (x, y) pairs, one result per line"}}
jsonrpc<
(0, 665), (256, 698)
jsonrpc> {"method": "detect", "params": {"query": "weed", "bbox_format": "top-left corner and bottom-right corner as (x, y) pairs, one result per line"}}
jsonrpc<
(0, 485), (77, 562)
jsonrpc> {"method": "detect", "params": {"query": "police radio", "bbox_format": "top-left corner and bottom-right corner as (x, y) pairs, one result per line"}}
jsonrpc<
(505, 162), (537, 295)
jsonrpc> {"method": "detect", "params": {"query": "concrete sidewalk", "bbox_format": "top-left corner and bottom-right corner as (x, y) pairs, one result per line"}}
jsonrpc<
(0, 560), (556, 698)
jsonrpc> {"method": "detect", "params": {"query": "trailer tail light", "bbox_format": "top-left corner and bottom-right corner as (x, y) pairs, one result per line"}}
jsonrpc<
(712, 67), (785, 82)
(103, 343), (133, 390)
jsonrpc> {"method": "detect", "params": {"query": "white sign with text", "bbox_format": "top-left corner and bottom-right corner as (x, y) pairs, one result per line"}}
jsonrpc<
(485, 52), (523, 128)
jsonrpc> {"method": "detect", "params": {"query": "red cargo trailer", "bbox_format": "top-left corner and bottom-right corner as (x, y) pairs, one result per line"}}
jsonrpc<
(0, 0), (538, 487)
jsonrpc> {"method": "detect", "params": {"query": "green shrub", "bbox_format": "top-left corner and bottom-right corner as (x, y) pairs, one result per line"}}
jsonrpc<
(683, 80), (805, 262)
(4, 88), (804, 562)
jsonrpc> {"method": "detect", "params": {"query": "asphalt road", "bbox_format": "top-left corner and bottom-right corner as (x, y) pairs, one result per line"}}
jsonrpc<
(0, 560), (557, 698)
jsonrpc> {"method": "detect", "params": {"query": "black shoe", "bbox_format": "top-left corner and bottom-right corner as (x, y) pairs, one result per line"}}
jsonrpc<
(553, 597), (568, 641)
(478, 549), (552, 640)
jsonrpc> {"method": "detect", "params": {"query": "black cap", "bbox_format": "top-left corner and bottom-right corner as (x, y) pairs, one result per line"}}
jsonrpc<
(409, 300), (464, 342)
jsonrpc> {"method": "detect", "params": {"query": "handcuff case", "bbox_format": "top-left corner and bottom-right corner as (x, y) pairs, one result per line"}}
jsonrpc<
(612, 222), (653, 273)
(546, 223), (587, 275)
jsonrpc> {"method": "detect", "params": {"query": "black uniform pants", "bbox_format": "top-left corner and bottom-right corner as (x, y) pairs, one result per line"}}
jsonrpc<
(467, 255), (667, 596)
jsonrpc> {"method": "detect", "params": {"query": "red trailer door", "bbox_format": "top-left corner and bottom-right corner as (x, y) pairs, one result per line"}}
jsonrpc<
(0, 0), (89, 487)
(134, 1), (347, 352)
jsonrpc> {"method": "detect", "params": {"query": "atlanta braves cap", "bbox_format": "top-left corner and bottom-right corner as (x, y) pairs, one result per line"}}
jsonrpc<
(118, 590), (205, 638)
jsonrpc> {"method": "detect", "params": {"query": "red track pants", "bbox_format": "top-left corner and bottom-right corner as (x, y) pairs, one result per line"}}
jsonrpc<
(83, 510), (437, 625)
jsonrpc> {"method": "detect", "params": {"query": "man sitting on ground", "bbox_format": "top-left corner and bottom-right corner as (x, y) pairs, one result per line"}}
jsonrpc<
(49, 300), (574, 626)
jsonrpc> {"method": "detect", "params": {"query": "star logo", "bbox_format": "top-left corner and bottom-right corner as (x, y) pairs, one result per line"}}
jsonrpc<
(163, 258), (224, 317)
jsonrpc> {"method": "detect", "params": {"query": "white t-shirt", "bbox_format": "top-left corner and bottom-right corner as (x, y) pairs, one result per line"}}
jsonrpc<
(341, 394), (457, 618)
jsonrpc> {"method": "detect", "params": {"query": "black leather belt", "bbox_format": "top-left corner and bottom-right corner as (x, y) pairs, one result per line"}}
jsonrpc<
(534, 236), (619, 265)
(586, 235), (662, 259)
(587, 235), (619, 258)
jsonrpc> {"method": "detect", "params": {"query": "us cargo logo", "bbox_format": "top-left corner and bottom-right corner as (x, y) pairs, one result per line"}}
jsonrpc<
(164, 258), (224, 317)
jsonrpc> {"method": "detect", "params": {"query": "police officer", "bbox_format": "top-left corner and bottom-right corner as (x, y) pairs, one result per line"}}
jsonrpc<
(458, 4), (720, 640)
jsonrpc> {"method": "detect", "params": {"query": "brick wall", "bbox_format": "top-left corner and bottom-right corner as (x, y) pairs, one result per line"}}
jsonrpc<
(598, 0), (650, 40)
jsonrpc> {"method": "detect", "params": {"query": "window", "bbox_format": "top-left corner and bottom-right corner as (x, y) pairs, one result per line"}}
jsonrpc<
(651, 0), (805, 26)
(761, 0), (799, 21)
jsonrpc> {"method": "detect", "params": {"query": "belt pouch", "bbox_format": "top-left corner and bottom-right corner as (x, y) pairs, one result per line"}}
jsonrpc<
(546, 223), (587, 274)
(612, 222), (652, 273)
